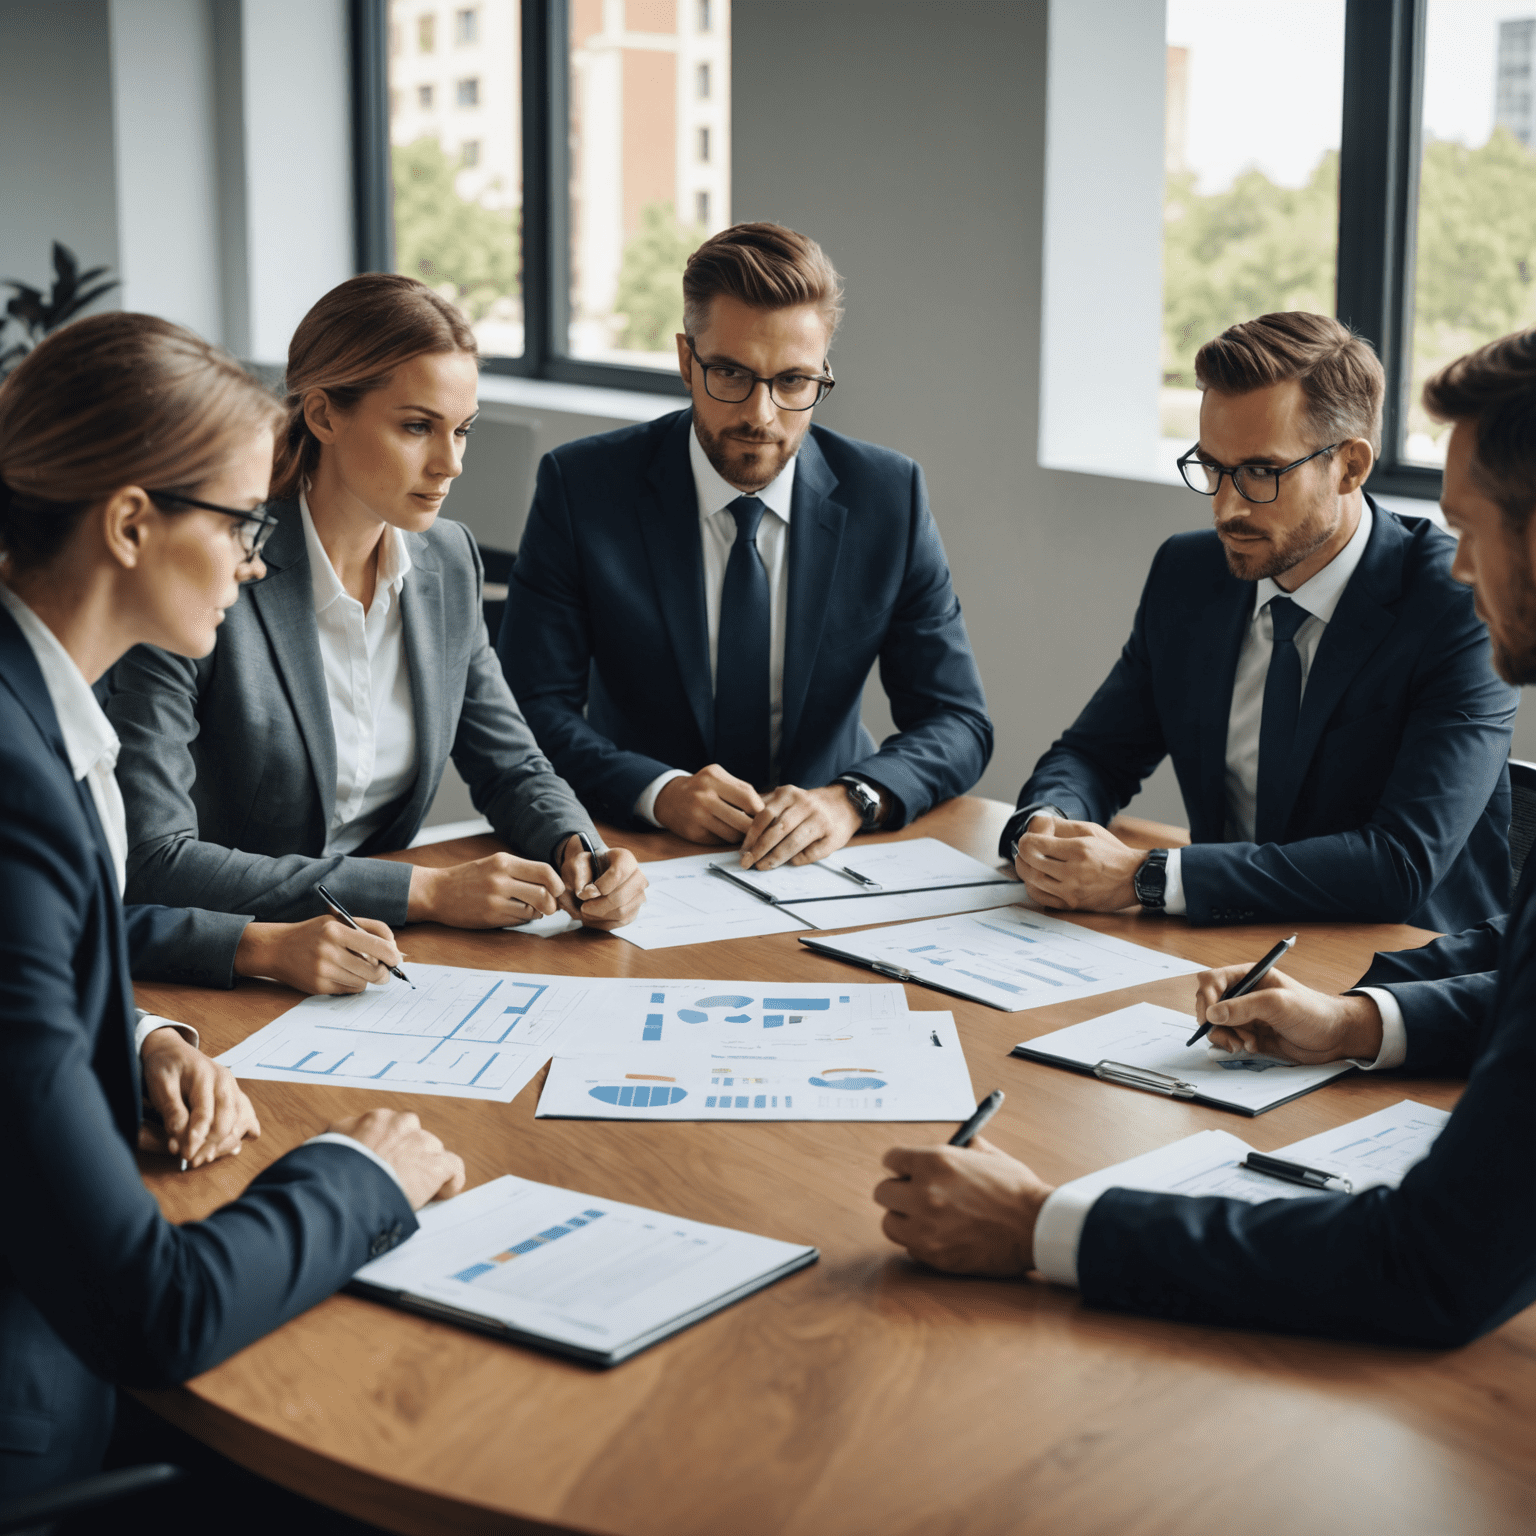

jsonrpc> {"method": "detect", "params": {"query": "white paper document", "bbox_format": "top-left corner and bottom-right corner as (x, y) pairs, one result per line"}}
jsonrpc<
(609, 852), (814, 950)
(802, 905), (1205, 1011)
(218, 965), (614, 1103)
(537, 1010), (975, 1122)
(350, 1174), (817, 1366)
(1014, 1001), (1355, 1115)
(1055, 1098), (1450, 1208)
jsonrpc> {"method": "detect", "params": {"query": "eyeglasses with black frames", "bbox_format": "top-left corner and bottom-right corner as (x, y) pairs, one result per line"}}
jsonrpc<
(1176, 442), (1342, 505)
(146, 490), (281, 566)
(685, 337), (836, 411)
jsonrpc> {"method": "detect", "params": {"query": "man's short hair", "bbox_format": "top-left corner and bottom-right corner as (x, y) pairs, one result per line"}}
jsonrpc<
(1423, 328), (1536, 526)
(682, 222), (845, 344)
(1195, 312), (1384, 457)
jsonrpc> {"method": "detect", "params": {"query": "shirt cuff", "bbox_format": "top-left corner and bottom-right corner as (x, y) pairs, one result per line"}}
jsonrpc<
(303, 1131), (411, 1199)
(1161, 846), (1186, 916)
(635, 769), (688, 828)
(1032, 1180), (1103, 1288)
(1343, 988), (1406, 1070)
(134, 1010), (199, 1057)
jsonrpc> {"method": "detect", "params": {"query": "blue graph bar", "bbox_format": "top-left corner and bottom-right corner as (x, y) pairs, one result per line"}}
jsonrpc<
(763, 1015), (784, 1029)
(501, 982), (548, 1016)
(453, 1262), (496, 1282)
(650, 992), (665, 1004)
(643, 1013), (664, 1041)
(468, 1052), (500, 1086)
(706, 1095), (718, 1107)
(764, 997), (831, 1010)
(754, 1094), (766, 1107)
(955, 968), (1027, 994)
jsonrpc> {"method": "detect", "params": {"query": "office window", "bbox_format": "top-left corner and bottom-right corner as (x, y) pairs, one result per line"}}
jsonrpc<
(1404, 3), (1536, 465)
(418, 12), (435, 51)
(390, 20), (402, 55)
(567, 0), (731, 370)
(456, 6), (480, 45)
(388, 0), (523, 358)
(1161, 1), (1346, 448)
(697, 60), (711, 99)
(389, 87), (400, 117)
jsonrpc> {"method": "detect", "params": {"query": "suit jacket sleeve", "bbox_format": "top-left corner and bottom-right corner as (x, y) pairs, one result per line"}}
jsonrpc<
(123, 902), (252, 989)
(1074, 926), (1536, 1346)
(0, 793), (418, 1389)
(838, 463), (993, 825)
(500, 452), (678, 822)
(110, 641), (416, 935)
(1014, 546), (1172, 824)
(446, 522), (598, 864)
(1178, 593), (1517, 924)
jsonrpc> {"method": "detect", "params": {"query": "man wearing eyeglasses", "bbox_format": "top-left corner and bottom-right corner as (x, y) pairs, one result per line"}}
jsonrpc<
(1002, 311), (1516, 931)
(500, 222), (991, 868)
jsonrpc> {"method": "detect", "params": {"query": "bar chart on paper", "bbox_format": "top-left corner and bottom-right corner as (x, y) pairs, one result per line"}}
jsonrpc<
(216, 964), (611, 1102)
(804, 906), (1205, 1011)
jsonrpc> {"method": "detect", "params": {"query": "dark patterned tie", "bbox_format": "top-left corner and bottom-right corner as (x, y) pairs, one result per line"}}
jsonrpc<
(712, 496), (771, 787)
(1255, 596), (1308, 843)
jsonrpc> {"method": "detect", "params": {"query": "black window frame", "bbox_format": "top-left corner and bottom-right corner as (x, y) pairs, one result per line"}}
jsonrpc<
(351, 0), (688, 398)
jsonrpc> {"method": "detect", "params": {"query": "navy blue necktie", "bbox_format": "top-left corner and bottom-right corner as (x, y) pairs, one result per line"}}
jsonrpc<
(713, 496), (771, 788)
(1255, 596), (1308, 843)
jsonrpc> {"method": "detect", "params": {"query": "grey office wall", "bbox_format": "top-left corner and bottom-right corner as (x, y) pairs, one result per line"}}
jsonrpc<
(0, 1), (120, 308)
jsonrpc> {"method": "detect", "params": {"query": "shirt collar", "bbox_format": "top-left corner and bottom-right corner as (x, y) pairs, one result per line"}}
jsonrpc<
(689, 417), (798, 525)
(1253, 499), (1373, 626)
(298, 488), (413, 615)
(0, 580), (119, 782)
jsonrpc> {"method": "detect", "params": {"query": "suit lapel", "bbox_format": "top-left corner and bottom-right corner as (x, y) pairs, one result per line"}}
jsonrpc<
(386, 535), (446, 845)
(1196, 577), (1253, 840)
(635, 413), (715, 748)
(247, 501), (339, 827)
(780, 433), (847, 771)
(1267, 500), (1402, 836)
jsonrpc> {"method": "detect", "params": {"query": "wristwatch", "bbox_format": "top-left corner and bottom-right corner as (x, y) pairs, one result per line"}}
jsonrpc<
(837, 775), (884, 832)
(1133, 848), (1169, 911)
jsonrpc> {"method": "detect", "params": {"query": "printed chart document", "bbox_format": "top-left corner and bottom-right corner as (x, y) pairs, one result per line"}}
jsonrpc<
(537, 1011), (975, 1122)
(610, 852), (814, 950)
(350, 1175), (817, 1366)
(802, 906), (1204, 1011)
(218, 965), (617, 1103)
(1051, 1099), (1450, 1208)
(709, 838), (1027, 929)
(575, 979), (909, 1053)
(1012, 1001), (1355, 1116)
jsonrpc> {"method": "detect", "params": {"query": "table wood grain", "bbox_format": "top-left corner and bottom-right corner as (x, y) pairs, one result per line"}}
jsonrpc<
(129, 798), (1536, 1536)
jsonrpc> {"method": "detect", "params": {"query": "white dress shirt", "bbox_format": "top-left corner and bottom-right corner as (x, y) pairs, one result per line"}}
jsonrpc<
(299, 493), (418, 854)
(1162, 503), (1373, 916)
(634, 425), (799, 825)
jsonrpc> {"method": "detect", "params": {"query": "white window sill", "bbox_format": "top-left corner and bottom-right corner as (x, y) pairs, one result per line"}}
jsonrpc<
(476, 373), (683, 424)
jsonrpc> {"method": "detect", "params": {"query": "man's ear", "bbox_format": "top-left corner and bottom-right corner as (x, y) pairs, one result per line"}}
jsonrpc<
(1337, 437), (1374, 496)
(676, 333), (692, 389)
(101, 488), (154, 571)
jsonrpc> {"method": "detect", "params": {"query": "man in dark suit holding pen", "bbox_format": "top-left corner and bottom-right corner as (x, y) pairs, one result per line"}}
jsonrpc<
(875, 327), (1536, 1348)
(498, 222), (992, 871)
(1002, 312), (1516, 931)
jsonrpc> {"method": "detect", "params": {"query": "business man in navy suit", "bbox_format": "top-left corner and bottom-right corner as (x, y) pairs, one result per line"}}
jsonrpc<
(874, 327), (1536, 1347)
(500, 223), (992, 870)
(1003, 312), (1515, 931)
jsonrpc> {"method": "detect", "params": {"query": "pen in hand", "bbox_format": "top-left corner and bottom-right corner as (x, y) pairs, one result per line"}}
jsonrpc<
(949, 1089), (1005, 1147)
(1186, 933), (1297, 1047)
(315, 883), (414, 988)
(576, 833), (609, 903)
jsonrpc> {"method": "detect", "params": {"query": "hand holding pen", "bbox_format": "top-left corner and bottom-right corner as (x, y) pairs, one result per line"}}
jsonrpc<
(316, 884), (414, 988)
(1186, 935), (1296, 1047)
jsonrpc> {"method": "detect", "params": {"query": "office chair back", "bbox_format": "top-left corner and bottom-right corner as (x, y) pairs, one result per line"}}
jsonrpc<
(481, 546), (517, 642)
(1509, 759), (1536, 898)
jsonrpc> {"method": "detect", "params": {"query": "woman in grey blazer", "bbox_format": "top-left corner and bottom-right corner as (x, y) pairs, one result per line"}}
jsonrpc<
(107, 275), (647, 989)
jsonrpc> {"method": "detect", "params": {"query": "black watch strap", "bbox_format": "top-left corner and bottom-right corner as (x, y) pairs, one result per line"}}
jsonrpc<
(837, 775), (884, 832)
(1133, 848), (1170, 911)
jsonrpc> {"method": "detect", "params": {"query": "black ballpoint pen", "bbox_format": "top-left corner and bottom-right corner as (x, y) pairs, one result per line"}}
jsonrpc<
(949, 1089), (1005, 1147)
(1186, 933), (1297, 1047)
(576, 833), (609, 903)
(315, 883), (414, 988)
(1241, 1151), (1352, 1193)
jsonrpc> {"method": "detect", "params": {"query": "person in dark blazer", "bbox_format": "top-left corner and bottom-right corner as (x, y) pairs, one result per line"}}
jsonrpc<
(873, 327), (1536, 1348)
(107, 276), (647, 990)
(0, 313), (463, 1499)
(1003, 312), (1516, 932)
(500, 223), (992, 872)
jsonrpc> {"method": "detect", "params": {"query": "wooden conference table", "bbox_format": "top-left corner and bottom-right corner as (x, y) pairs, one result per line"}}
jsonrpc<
(131, 798), (1536, 1536)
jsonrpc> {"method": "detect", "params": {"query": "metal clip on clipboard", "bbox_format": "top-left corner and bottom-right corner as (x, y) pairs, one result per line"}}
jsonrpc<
(1091, 1060), (1198, 1100)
